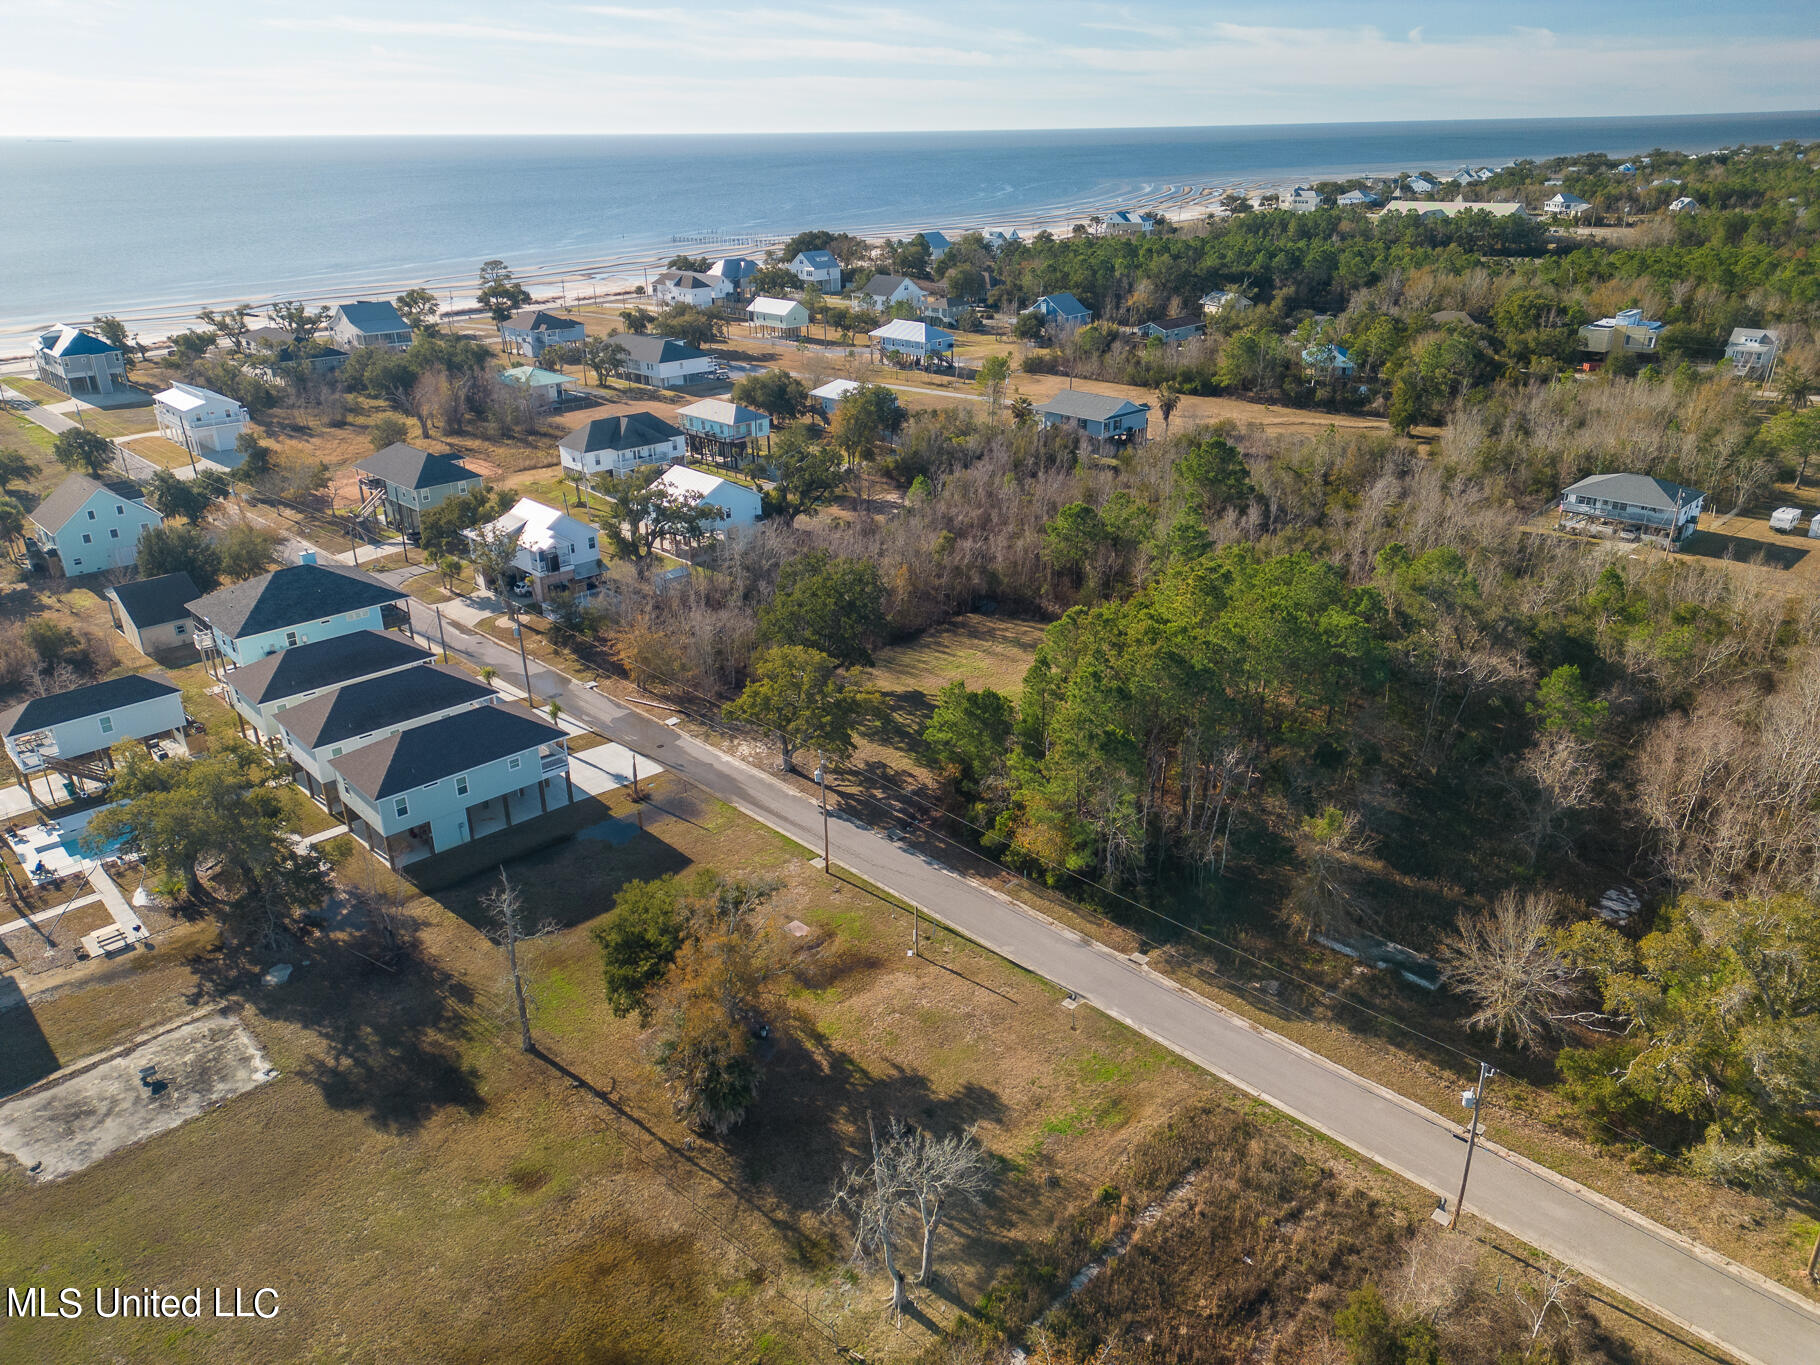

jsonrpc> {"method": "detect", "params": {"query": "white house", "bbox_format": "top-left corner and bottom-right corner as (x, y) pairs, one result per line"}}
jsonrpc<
(1404, 176), (1437, 194)
(789, 250), (842, 290)
(617, 334), (720, 388)
(653, 270), (733, 307)
(1338, 189), (1380, 207)
(153, 382), (248, 456)
(984, 230), (1021, 252)
(1724, 327), (1781, 380)
(498, 365), (574, 411)
(28, 475), (162, 577)
(917, 230), (953, 259)
(652, 465), (763, 533)
(558, 412), (685, 477)
(869, 319), (954, 364)
(746, 296), (810, 337)
(499, 309), (585, 359)
(1668, 196), (1700, 214)
(707, 257), (762, 295)
(811, 378), (861, 415)
(850, 274), (928, 314)
(34, 325), (127, 397)
(1, 673), (188, 805)
(677, 399), (770, 466)
(1200, 289), (1254, 316)
(468, 498), (602, 605)
(330, 705), (573, 868)
(1543, 192), (1592, 217)
(330, 300), (413, 352)
(276, 663), (499, 811)
(1286, 187), (1323, 212)
(1036, 391), (1149, 445)
(223, 629), (432, 741)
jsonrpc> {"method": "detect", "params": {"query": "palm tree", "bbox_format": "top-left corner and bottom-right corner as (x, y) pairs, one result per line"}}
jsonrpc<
(1010, 394), (1035, 428)
(547, 700), (564, 725)
(480, 666), (499, 691)
(1156, 383), (1181, 434)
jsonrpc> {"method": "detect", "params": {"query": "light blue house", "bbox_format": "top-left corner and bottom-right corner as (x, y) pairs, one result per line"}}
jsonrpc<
(1036, 390), (1150, 445)
(1023, 292), (1093, 331)
(330, 705), (573, 868)
(0, 673), (188, 807)
(225, 629), (433, 741)
(27, 475), (164, 577)
(1302, 343), (1357, 378)
(189, 561), (409, 668)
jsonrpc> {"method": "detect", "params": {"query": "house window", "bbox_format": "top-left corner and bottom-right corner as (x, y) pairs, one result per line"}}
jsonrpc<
(86, 509), (96, 520)
(456, 775), (469, 796)
(393, 796), (409, 818)
(508, 755), (522, 771)
(109, 529), (119, 539)
(81, 533), (92, 544)
(115, 505), (124, 515)
(99, 715), (114, 734)
(330, 746), (343, 758)
(286, 631), (299, 647)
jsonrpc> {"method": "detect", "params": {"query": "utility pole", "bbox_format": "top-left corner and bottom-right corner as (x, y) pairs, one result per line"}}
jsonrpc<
(513, 622), (534, 710)
(630, 751), (641, 802)
(1447, 1062), (1495, 1231)
(434, 605), (449, 663)
(817, 754), (831, 874)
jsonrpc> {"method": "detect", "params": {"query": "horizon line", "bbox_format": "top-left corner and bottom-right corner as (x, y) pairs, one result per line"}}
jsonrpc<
(6, 108), (1820, 143)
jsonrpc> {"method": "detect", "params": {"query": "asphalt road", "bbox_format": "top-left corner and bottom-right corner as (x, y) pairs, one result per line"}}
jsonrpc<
(401, 592), (1820, 1365)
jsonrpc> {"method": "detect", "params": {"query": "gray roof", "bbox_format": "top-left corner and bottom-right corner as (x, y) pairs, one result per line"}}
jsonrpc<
(1, 672), (180, 738)
(277, 664), (496, 750)
(707, 257), (760, 280)
(793, 249), (839, 268)
(1039, 390), (1148, 422)
(355, 443), (481, 492)
(330, 704), (564, 801)
(225, 629), (430, 705)
(188, 563), (406, 640)
(1140, 315), (1203, 333)
(856, 274), (915, 299)
(107, 572), (200, 631)
(335, 300), (410, 334)
(31, 475), (147, 533)
(559, 411), (683, 455)
(657, 270), (718, 290)
(618, 334), (710, 365)
(1562, 472), (1702, 511)
(503, 310), (582, 334)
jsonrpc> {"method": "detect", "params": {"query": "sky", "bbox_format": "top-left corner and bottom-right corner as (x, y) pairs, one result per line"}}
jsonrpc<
(3, 1), (1818, 137)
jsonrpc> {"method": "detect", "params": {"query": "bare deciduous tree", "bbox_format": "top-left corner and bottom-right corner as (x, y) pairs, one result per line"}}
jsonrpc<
(1439, 890), (1581, 1051)
(831, 1114), (993, 1316)
(482, 870), (554, 1052)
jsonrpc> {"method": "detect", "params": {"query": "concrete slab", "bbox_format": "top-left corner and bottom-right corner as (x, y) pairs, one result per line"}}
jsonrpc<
(0, 1012), (274, 1181)
(569, 741), (664, 797)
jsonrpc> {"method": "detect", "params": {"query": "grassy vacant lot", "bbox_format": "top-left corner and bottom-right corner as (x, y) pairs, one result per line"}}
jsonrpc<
(1, 376), (69, 406)
(0, 780), (1212, 1363)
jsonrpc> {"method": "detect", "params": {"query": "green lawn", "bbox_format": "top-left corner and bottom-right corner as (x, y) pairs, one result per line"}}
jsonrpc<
(1, 376), (68, 405)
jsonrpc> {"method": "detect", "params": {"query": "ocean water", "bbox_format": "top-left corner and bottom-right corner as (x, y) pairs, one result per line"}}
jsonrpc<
(3, 111), (1818, 349)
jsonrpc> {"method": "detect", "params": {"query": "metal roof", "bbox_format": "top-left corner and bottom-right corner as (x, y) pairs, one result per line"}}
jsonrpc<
(1562, 472), (1703, 512)
(1038, 390), (1147, 422)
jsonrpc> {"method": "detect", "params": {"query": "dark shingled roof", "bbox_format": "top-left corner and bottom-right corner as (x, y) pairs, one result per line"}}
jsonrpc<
(31, 475), (148, 534)
(1141, 315), (1204, 332)
(559, 411), (683, 455)
(504, 309), (583, 333)
(335, 300), (410, 334)
(188, 563), (405, 640)
(355, 443), (481, 492)
(330, 704), (565, 801)
(617, 334), (709, 366)
(0, 672), (180, 738)
(225, 629), (430, 705)
(107, 572), (200, 631)
(276, 664), (496, 750)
